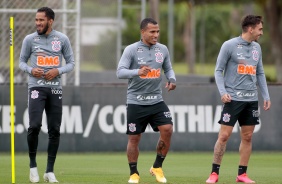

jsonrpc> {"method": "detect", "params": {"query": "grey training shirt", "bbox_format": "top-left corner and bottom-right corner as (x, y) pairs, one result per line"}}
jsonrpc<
(215, 36), (270, 101)
(19, 29), (75, 89)
(117, 41), (176, 105)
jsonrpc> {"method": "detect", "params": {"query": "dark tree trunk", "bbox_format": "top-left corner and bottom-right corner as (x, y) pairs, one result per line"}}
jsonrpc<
(149, 0), (159, 23)
(184, 1), (195, 74)
(264, 0), (282, 82)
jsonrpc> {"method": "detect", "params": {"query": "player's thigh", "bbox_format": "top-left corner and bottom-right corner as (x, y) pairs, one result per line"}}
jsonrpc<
(45, 88), (62, 114)
(238, 101), (259, 126)
(28, 87), (46, 113)
(149, 101), (173, 132)
(44, 88), (63, 131)
(126, 104), (150, 135)
(218, 100), (246, 127)
(28, 87), (47, 127)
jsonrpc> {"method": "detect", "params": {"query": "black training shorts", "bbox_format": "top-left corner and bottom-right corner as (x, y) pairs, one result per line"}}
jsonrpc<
(218, 100), (259, 127)
(28, 87), (62, 128)
(126, 101), (173, 134)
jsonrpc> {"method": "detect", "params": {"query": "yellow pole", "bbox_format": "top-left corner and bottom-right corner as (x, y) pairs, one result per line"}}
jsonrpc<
(10, 16), (16, 184)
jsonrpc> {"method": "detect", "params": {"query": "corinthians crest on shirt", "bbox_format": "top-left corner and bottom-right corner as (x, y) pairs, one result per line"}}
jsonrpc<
(252, 50), (259, 61)
(155, 52), (163, 63)
(51, 41), (61, 52)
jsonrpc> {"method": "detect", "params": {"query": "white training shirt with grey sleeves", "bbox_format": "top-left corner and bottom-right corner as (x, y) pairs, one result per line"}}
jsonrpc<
(19, 29), (75, 89)
(215, 36), (270, 101)
(117, 41), (176, 105)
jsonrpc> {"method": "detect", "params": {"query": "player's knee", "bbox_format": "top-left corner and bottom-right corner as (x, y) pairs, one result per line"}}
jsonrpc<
(165, 126), (173, 136)
(160, 124), (173, 138)
(241, 133), (253, 143)
(128, 134), (141, 145)
(164, 124), (173, 133)
(48, 130), (60, 139)
(48, 126), (61, 139)
(218, 132), (231, 142)
(28, 125), (42, 135)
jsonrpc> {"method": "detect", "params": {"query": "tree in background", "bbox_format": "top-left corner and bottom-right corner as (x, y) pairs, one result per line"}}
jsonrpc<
(120, 0), (280, 81)
(263, 0), (282, 82)
(149, 0), (159, 23)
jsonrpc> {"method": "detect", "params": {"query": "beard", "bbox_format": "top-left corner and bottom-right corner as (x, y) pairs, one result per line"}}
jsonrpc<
(254, 36), (259, 42)
(37, 23), (49, 35)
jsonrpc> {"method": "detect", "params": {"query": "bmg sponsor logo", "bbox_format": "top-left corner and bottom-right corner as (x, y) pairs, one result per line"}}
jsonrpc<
(37, 56), (60, 66)
(139, 68), (161, 79)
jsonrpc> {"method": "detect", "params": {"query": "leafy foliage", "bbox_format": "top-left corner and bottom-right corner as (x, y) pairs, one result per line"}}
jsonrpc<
(81, 0), (117, 17)
(121, 2), (273, 65)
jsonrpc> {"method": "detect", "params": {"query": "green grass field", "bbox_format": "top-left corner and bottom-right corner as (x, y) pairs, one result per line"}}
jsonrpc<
(0, 152), (281, 184)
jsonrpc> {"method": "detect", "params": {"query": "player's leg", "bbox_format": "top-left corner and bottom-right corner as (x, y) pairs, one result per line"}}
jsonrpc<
(28, 87), (46, 182)
(236, 101), (258, 183)
(154, 124), (173, 167)
(213, 124), (233, 165)
(45, 112), (61, 172)
(206, 101), (243, 183)
(149, 102), (173, 183)
(43, 88), (62, 183)
(127, 134), (141, 174)
(206, 124), (233, 184)
(149, 124), (172, 183)
(127, 134), (141, 183)
(235, 125), (256, 183)
(239, 125), (255, 166)
(150, 101), (173, 167)
(126, 104), (148, 183)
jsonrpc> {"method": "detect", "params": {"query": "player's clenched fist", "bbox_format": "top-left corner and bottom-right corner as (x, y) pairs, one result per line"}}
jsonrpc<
(138, 65), (151, 76)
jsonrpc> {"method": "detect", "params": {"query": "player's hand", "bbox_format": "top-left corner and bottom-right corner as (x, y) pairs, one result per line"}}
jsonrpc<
(165, 82), (176, 92)
(263, 100), (271, 110)
(221, 93), (232, 103)
(44, 68), (59, 81)
(138, 65), (151, 76)
(31, 68), (44, 78)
